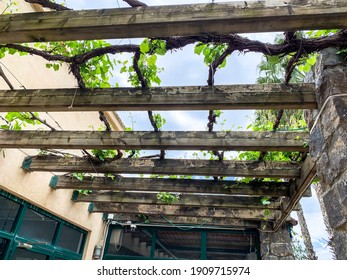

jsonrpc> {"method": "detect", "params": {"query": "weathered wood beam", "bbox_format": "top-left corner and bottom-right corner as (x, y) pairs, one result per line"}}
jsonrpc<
(0, 1), (346, 43)
(112, 214), (261, 228)
(50, 175), (293, 197)
(51, 175), (312, 197)
(273, 155), (316, 231)
(72, 190), (281, 209)
(90, 202), (280, 221)
(1, 130), (309, 152)
(23, 155), (301, 178)
(0, 84), (317, 112)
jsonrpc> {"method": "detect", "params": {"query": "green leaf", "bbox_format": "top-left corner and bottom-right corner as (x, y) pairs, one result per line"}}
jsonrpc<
(53, 64), (60, 71)
(8, 49), (17, 55)
(147, 54), (157, 67)
(194, 43), (205, 55)
(140, 38), (150, 53)
(261, 196), (271, 206)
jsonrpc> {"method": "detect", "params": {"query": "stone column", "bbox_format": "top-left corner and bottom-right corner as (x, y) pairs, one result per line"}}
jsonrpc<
(259, 223), (294, 260)
(309, 48), (347, 260)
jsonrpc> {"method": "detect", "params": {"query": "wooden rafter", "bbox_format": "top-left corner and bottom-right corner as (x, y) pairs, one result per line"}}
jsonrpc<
(22, 155), (301, 178)
(90, 202), (280, 221)
(0, 84), (317, 112)
(273, 155), (317, 231)
(72, 190), (281, 209)
(0, 1), (346, 43)
(50, 175), (312, 197)
(1, 130), (309, 152)
(109, 214), (261, 228)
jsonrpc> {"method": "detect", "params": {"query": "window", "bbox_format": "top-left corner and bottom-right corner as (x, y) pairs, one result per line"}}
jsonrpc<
(10, 248), (48, 260)
(18, 208), (58, 244)
(0, 190), (87, 260)
(57, 224), (84, 253)
(0, 237), (9, 259)
(0, 196), (20, 232)
(104, 225), (259, 260)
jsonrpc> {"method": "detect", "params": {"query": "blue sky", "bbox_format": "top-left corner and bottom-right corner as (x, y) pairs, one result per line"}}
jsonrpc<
(61, 0), (333, 259)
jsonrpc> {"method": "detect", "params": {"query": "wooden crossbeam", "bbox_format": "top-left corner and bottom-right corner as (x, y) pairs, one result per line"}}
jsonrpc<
(112, 214), (261, 228)
(50, 175), (312, 197)
(23, 155), (301, 178)
(72, 190), (281, 209)
(90, 202), (280, 221)
(0, 84), (316, 112)
(273, 155), (317, 231)
(0, 2), (346, 43)
(1, 130), (309, 152)
(50, 175), (292, 197)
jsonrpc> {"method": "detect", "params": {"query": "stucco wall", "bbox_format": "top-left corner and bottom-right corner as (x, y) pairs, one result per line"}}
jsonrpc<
(0, 1), (123, 259)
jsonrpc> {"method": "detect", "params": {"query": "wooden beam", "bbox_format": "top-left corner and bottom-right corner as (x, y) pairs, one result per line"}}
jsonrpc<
(91, 202), (280, 221)
(0, 2), (346, 43)
(51, 175), (311, 197)
(72, 190), (281, 209)
(112, 214), (261, 228)
(50, 175), (293, 197)
(0, 84), (317, 112)
(1, 130), (309, 152)
(23, 155), (301, 178)
(273, 155), (316, 231)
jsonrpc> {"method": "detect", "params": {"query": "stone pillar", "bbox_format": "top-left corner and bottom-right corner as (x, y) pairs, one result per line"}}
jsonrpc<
(259, 224), (294, 260)
(309, 48), (347, 260)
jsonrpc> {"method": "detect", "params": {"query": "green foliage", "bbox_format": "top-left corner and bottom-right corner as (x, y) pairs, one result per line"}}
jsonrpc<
(194, 43), (228, 68)
(72, 172), (85, 181)
(305, 29), (339, 38)
(126, 53), (163, 86)
(153, 113), (166, 130)
(37, 40), (117, 88)
(156, 192), (180, 204)
(140, 39), (167, 56)
(77, 189), (92, 196)
(263, 209), (271, 220)
(136, 214), (150, 224)
(0, 112), (41, 130)
(260, 196), (271, 206)
(291, 233), (309, 260)
(91, 149), (118, 162)
(1, 0), (18, 14)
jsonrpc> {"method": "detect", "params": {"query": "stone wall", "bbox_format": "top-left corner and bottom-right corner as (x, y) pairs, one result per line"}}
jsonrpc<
(308, 48), (347, 260)
(259, 224), (294, 260)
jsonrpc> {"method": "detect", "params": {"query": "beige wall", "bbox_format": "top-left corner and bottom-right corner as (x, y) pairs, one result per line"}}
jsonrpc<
(0, 1), (123, 259)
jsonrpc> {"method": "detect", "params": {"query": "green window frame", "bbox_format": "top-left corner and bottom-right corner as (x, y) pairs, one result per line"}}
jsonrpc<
(103, 224), (260, 260)
(0, 189), (87, 260)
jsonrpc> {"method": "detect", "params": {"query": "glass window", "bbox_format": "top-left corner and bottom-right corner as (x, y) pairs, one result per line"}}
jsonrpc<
(106, 229), (151, 257)
(57, 224), (84, 253)
(206, 231), (257, 260)
(18, 208), (58, 244)
(11, 248), (48, 260)
(156, 230), (200, 259)
(0, 237), (10, 259)
(0, 196), (20, 232)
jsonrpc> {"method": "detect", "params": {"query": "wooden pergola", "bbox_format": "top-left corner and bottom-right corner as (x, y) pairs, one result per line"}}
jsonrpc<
(1, 0), (345, 232)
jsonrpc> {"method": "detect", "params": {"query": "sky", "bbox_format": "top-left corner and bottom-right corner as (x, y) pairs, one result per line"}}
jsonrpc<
(60, 0), (333, 259)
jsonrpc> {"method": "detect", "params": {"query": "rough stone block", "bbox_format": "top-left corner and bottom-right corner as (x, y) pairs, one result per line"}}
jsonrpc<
(310, 125), (325, 159)
(261, 243), (270, 256)
(332, 231), (347, 260)
(316, 153), (331, 189)
(323, 187), (347, 229)
(336, 172), (347, 208)
(280, 256), (295, 260)
(263, 255), (279, 260)
(270, 243), (293, 257)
